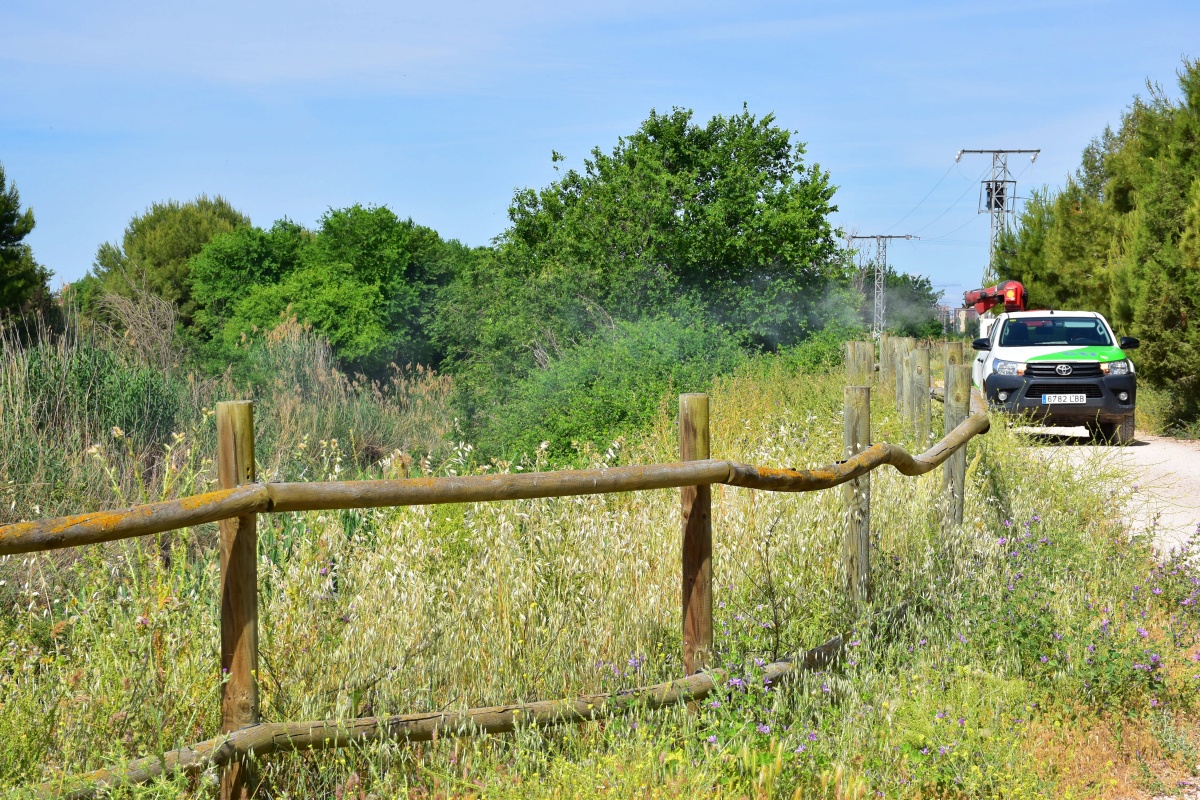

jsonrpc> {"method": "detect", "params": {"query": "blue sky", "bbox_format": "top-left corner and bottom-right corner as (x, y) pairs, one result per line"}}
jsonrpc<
(3, 0), (1198, 302)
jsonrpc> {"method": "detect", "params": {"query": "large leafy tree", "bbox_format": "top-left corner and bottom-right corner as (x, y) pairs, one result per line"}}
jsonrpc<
(189, 206), (475, 372)
(433, 107), (853, 411)
(91, 195), (250, 322)
(997, 59), (1200, 422)
(0, 163), (51, 317)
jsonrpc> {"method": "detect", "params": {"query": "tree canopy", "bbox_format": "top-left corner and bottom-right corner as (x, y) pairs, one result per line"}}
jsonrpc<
(432, 107), (854, 415)
(0, 162), (51, 318)
(189, 206), (477, 373)
(997, 59), (1200, 422)
(90, 195), (250, 322)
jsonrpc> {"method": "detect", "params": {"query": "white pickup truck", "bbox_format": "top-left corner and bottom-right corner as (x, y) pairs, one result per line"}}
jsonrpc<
(971, 310), (1140, 443)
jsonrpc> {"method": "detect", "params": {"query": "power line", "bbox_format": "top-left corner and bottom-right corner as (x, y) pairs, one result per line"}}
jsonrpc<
(922, 211), (986, 242)
(911, 164), (990, 235)
(883, 162), (955, 234)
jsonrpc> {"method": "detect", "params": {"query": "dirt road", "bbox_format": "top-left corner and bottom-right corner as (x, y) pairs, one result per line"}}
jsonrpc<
(1027, 427), (1200, 553)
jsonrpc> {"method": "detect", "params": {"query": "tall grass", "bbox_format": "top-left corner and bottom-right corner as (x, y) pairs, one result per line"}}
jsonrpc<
(0, 317), (454, 526)
(3, 336), (1198, 798)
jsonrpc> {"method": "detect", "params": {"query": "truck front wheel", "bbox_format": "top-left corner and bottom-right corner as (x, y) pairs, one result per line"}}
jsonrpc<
(1096, 415), (1136, 445)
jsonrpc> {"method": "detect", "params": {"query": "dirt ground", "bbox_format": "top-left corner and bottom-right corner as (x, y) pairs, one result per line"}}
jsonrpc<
(966, 388), (1200, 553)
(1024, 426), (1200, 554)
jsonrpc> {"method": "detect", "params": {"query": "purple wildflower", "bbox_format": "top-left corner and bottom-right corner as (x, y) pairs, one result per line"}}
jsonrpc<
(757, 723), (771, 734)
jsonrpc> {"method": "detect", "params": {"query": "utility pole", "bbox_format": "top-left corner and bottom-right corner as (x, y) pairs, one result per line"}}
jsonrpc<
(956, 148), (1040, 285)
(846, 234), (918, 339)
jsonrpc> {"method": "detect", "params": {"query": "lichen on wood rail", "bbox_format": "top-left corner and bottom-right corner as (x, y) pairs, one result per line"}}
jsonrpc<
(0, 412), (989, 556)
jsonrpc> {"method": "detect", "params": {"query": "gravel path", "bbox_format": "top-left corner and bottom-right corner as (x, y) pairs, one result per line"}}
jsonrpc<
(1024, 426), (1200, 553)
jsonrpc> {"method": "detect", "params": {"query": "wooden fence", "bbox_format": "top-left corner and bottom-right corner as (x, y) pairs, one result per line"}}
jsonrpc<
(3, 342), (988, 799)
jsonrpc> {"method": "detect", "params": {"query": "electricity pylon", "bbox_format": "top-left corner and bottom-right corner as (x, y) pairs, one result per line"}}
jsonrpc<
(956, 148), (1040, 285)
(846, 234), (918, 338)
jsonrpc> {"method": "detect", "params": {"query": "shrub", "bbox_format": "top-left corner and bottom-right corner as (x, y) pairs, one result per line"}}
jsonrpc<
(477, 316), (745, 461)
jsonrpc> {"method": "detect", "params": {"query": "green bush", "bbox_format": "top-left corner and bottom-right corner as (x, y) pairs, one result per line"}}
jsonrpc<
(22, 339), (183, 451)
(478, 317), (745, 461)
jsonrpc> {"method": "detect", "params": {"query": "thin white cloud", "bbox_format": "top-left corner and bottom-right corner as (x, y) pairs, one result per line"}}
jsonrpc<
(1, 0), (724, 89)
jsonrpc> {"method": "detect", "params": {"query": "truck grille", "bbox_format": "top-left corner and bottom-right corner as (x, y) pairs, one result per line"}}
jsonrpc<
(1025, 382), (1103, 399)
(1026, 363), (1103, 378)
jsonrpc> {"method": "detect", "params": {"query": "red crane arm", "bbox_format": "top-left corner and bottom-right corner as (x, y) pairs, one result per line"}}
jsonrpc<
(963, 280), (1027, 314)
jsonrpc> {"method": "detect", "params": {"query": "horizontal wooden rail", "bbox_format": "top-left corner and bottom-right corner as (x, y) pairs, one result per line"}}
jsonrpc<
(0, 412), (989, 556)
(41, 635), (845, 799)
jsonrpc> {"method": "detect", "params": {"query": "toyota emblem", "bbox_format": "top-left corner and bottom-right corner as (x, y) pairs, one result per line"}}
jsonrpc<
(1055, 364), (1073, 376)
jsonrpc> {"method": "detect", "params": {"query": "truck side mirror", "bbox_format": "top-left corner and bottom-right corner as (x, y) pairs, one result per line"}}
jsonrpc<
(971, 338), (991, 351)
(1119, 336), (1140, 350)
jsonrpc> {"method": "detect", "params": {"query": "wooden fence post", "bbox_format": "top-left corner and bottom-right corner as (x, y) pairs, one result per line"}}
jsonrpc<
(944, 340), (964, 369)
(217, 401), (259, 800)
(679, 393), (712, 676)
(914, 348), (932, 446)
(943, 365), (971, 528)
(899, 337), (916, 416)
(845, 341), (874, 386)
(879, 334), (893, 388)
(843, 386), (871, 607)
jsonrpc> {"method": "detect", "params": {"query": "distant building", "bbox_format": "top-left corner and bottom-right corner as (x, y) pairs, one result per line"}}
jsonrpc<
(955, 307), (979, 334)
(935, 305), (955, 333)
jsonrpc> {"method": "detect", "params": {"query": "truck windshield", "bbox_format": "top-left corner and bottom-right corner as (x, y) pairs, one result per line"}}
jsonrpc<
(999, 317), (1112, 347)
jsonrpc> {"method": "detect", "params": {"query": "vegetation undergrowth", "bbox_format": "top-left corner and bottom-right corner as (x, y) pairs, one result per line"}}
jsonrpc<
(2, 333), (1199, 799)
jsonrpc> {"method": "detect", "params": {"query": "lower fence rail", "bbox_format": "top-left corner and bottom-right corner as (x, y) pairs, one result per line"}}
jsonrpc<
(42, 635), (845, 800)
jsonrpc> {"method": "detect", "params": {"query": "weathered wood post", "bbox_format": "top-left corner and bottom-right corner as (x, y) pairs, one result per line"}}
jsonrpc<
(900, 345), (913, 423)
(845, 341), (874, 386)
(843, 385), (871, 608)
(879, 334), (894, 388)
(679, 393), (712, 675)
(892, 339), (902, 410)
(217, 401), (259, 799)
(943, 364), (972, 528)
(914, 347), (932, 446)
(944, 340), (964, 369)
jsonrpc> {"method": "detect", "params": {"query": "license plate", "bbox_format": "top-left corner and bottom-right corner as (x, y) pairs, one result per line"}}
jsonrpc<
(1042, 393), (1087, 404)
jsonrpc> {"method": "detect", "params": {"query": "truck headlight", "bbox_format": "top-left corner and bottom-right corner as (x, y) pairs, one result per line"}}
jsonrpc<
(993, 359), (1020, 376)
(1105, 359), (1130, 375)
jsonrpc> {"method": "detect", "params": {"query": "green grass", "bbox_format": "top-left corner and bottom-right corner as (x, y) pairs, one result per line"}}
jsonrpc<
(3, 334), (1200, 798)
